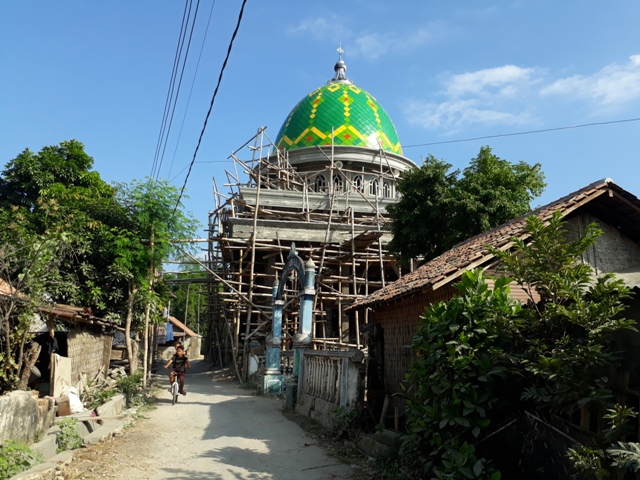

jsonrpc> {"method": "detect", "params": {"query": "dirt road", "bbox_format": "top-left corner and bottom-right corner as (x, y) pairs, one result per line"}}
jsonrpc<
(60, 359), (362, 479)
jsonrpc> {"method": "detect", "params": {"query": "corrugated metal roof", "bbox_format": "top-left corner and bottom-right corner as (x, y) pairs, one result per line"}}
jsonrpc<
(348, 178), (640, 310)
(167, 315), (200, 338)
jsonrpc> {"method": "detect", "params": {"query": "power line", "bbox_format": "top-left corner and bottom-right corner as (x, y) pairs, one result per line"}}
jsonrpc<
(403, 117), (640, 149)
(173, 0), (248, 214)
(154, 0), (201, 180)
(167, 0), (217, 180)
(151, 0), (193, 179)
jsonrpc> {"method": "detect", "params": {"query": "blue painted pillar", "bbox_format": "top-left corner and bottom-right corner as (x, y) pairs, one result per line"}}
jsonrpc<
(262, 278), (285, 395)
(266, 279), (284, 374)
(293, 258), (316, 380)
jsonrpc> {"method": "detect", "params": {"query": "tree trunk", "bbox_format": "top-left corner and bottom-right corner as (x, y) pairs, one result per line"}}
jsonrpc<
(125, 282), (138, 374)
(131, 333), (140, 373)
(142, 299), (151, 386)
(17, 342), (41, 390)
(15, 331), (28, 382)
(142, 226), (155, 387)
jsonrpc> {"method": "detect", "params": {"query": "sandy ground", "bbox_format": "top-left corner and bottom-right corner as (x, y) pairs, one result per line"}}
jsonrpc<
(58, 359), (370, 480)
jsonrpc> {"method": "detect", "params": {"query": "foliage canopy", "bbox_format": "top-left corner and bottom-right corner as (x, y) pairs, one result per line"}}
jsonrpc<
(387, 146), (546, 263)
(0, 140), (200, 390)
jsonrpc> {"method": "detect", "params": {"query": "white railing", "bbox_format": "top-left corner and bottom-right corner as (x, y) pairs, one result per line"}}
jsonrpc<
(298, 349), (365, 409)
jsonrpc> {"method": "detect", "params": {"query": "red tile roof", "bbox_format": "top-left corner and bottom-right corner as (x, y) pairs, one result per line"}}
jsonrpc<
(348, 178), (640, 310)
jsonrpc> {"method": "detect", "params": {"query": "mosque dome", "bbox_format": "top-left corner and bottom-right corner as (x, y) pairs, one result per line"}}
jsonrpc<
(275, 54), (402, 156)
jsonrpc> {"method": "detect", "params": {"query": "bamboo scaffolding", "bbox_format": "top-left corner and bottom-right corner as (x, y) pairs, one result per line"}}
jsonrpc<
(167, 128), (412, 379)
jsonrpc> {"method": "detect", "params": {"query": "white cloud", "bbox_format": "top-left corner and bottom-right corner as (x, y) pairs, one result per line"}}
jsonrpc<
(288, 17), (445, 61)
(446, 65), (538, 96)
(287, 16), (347, 40)
(405, 65), (540, 131)
(353, 26), (444, 60)
(541, 55), (640, 107)
(355, 33), (389, 60)
(406, 55), (640, 132)
(406, 99), (531, 131)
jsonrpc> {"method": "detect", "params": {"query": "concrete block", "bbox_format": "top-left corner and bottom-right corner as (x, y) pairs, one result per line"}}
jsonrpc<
(83, 419), (127, 446)
(96, 393), (125, 418)
(30, 433), (58, 460)
(11, 450), (74, 480)
(357, 430), (401, 458)
(0, 390), (40, 443)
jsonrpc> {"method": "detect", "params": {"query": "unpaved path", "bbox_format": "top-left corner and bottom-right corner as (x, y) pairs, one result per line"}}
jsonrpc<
(60, 359), (363, 479)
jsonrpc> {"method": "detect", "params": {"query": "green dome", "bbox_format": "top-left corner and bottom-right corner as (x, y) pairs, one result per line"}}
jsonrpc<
(275, 81), (402, 155)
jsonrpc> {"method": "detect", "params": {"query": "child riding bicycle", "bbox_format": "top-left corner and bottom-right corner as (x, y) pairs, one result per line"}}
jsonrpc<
(164, 345), (191, 395)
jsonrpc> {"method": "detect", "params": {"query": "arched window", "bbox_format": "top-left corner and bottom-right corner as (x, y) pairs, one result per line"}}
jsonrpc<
(352, 175), (363, 193)
(333, 173), (343, 193)
(369, 179), (379, 197)
(383, 181), (391, 198)
(314, 174), (327, 192)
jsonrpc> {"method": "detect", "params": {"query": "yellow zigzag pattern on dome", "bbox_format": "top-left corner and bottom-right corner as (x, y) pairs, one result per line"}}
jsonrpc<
(278, 124), (401, 153)
(292, 126), (327, 145)
(333, 125), (368, 144)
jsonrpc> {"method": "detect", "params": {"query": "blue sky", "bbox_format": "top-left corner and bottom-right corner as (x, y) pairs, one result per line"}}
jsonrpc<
(2, 1), (640, 233)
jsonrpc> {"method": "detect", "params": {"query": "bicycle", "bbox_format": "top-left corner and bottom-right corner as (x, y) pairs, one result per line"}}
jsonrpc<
(170, 374), (180, 405)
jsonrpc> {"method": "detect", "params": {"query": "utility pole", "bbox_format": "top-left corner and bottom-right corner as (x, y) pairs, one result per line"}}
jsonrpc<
(184, 283), (190, 328)
(196, 285), (201, 336)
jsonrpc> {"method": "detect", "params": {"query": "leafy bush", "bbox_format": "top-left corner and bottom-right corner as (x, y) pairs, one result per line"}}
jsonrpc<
(83, 383), (117, 409)
(117, 372), (146, 406)
(56, 417), (83, 453)
(330, 406), (358, 439)
(0, 440), (43, 479)
(402, 212), (636, 478)
(402, 269), (510, 479)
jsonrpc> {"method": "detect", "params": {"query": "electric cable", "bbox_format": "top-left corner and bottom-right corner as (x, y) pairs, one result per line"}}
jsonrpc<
(403, 117), (640, 149)
(167, 0), (217, 179)
(151, 0), (193, 179)
(173, 0), (248, 214)
(154, 0), (201, 180)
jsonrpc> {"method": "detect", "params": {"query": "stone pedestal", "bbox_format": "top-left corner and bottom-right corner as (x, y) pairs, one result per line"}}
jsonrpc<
(259, 372), (284, 396)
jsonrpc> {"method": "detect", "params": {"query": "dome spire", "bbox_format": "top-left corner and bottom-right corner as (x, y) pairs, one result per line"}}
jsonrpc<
(328, 43), (352, 85)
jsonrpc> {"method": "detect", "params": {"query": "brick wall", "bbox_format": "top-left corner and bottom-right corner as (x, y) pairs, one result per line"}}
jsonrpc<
(67, 326), (113, 386)
(372, 285), (458, 402)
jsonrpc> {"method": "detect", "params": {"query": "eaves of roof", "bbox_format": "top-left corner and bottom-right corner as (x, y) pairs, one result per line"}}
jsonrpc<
(167, 315), (200, 338)
(39, 304), (123, 331)
(348, 178), (640, 311)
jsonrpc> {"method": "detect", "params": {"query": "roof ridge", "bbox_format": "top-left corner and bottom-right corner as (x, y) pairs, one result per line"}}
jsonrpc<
(349, 178), (636, 310)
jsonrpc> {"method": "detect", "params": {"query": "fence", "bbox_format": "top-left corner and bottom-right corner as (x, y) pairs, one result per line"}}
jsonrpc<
(295, 349), (365, 428)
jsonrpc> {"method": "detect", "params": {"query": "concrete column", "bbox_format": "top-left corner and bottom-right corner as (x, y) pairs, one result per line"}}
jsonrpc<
(293, 258), (316, 380)
(261, 279), (285, 395)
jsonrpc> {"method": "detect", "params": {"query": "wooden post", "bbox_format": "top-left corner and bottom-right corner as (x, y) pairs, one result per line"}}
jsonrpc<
(17, 342), (41, 390)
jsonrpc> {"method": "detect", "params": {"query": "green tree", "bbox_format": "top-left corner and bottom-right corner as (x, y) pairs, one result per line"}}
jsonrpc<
(114, 179), (200, 376)
(402, 211), (635, 478)
(0, 142), (199, 386)
(388, 146), (546, 263)
(0, 140), (129, 315)
(489, 212), (634, 414)
(0, 203), (74, 393)
(0, 140), (108, 212)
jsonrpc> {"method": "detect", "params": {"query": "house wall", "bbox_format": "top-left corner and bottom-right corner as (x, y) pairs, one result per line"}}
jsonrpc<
(567, 213), (640, 273)
(67, 326), (112, 387)
(371, 285), (458, 415)
(369, 213), (640, 425)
